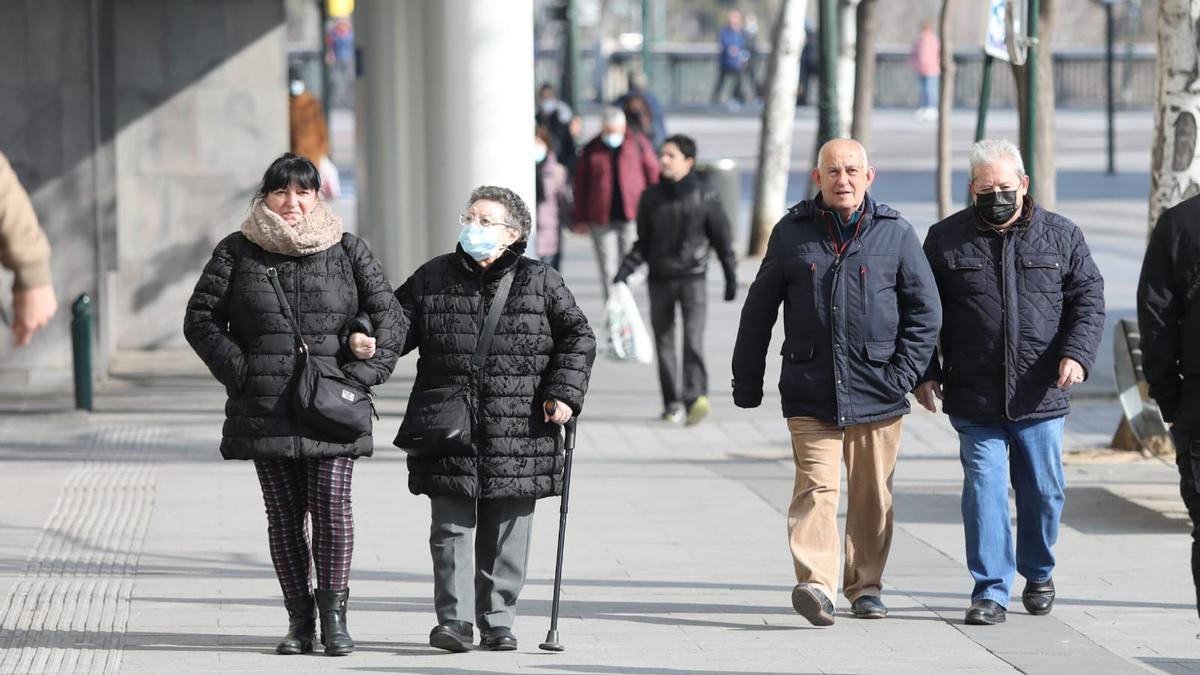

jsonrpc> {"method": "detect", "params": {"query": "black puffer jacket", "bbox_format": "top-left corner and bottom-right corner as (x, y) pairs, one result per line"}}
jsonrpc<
(184, 232), (404, 459)
(616, 172), (738, 282)
(1138, 194), (1200, 430)
(922, 199), (1105, 421)
(732, 196), (941, 425)
(396, 243), (596, 500)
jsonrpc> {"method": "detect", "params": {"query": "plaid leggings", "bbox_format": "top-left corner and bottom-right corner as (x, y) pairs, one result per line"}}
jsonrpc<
(254, 457), (355, 600)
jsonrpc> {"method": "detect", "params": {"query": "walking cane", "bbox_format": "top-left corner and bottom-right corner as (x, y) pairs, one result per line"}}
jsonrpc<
(539, 416), (578, 652)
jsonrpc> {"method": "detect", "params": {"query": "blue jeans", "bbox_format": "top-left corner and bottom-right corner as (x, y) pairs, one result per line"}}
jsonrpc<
(918, 75), (938, 109)
(949, 415), (1066, 607)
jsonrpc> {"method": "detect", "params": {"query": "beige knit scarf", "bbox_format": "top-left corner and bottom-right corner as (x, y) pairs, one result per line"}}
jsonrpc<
(241, 199), (343, 256)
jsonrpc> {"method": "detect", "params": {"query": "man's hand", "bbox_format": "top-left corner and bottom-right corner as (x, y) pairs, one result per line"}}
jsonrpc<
(544, 399), (573, 424)
(1056, 357), (1085, 389)
(914, 380), (943, 413)
(570, 222), (590, 235)
(724, 279), (738, 302)
(12, 285), (57, 347)
(349, 332), (376, 360)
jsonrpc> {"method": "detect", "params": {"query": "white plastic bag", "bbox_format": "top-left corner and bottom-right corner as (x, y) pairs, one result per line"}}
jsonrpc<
(603, 282), (654, 364)
(319, 155), (342, 200)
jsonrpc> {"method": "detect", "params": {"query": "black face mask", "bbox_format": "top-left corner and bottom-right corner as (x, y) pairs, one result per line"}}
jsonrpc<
(975, 190), (1019, 225)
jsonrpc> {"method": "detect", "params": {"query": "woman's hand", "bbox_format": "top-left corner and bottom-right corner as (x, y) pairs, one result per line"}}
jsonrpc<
(543, 398), (573, 425)
(349, 332), (376, 360)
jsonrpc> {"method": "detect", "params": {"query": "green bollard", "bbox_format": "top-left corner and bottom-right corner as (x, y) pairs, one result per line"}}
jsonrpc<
(71, 295), (93, 411)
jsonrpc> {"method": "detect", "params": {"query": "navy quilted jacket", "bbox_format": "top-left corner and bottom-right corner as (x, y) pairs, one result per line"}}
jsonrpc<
(396, 243), (596, 500)
(922, 199), (1105, 421)
(732, 196), (941, 426)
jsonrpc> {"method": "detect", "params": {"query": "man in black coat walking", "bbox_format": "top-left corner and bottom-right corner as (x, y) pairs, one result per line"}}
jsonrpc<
(1137, 193), (1200, 618)
(916, 139), (1105, 626)
(732, 139), (941, 625)
(615, 134), (737, 425)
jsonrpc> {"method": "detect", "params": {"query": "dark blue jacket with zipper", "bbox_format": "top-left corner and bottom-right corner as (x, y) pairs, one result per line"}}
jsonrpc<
(922, 199), (1105, 422)
(732, 195), (942, 425)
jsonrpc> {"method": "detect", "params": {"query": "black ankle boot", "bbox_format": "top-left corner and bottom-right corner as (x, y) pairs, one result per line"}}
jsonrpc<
(276, 594), (315, 655)
(315, 588), (354, 656)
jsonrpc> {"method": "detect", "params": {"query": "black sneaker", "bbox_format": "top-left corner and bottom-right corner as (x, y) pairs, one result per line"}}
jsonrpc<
(964, 599), (1007, 625)
(850, 595), (888, 619)
(1022, 578), (1055, 615)
(429, 620), (473, 652)
(791, 583), (835, 626)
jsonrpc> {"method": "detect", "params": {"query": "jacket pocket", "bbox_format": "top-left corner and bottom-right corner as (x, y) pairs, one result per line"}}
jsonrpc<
(782, 341), (816, 363)
(863, 340), (895, 365)
(946, 256), (987, 295)
(1021, 254), (1063, 293)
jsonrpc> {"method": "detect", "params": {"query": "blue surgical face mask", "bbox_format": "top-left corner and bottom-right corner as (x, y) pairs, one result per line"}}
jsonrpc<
(534, 143), (548, 163)
(289, 80), (305, 96)
(602, 132), (624, 149)
(458, 223), (508, 261)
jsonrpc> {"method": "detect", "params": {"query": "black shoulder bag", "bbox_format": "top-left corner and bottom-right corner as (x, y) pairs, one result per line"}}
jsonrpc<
(266, 266), (376, 442)
(393, 268), (515, 459)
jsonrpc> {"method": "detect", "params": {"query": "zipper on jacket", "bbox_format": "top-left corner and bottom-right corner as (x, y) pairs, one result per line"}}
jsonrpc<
(293, 262), (303, 459)
(810, 262), (819, 310)
(475, 271), (487, 498)
(859, 265), (869, 318)
(1000, 236), (1012, 421)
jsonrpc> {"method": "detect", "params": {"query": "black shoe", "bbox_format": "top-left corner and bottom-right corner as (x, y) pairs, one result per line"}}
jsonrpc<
(315, 588), (355, 656)
(1022, 578), (1055, 615)
(429, 620), (474, 653)
(275, 594), (315, 655)
(481, 626), (518, 651)
(964, 599), (1007, 625)
(791, 583), (835, 626)
(850, 595), (888, 619)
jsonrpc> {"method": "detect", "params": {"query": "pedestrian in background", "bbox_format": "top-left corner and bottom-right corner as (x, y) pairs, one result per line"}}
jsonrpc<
(1136, 193), (1200, 619)
(184, 153), (404, 656)
(916, 139), (1105, 626)
(288, 68), (329, 165)
(373, 186), (595, 652)
(536, 82), (578, 177)
(732, 139), (941, 626)
(573, 107), (659, 302)
(614, 134), (737, 425)
(0, 152), (57, 347)
(910, 21), (941, 121)
(535, 125), (570, 270)
(711, 9), (750, 107)
(616, 70), (667, 149)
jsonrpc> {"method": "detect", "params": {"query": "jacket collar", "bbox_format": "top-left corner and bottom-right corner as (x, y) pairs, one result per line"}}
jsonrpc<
(789, 193), (899, 223)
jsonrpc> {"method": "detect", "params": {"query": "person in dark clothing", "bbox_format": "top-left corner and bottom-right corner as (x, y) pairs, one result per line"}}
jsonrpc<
(732, 139), (941, 626)
(536, 83), (578, 176)
(712, 9), (751, 105)
(614, 134), (737, 425)
(184, 153), (405, 656)
(616, 70), (668, 149)
(916, 139), (1105, 627)
(1137, 193), (1200, 618)
(351, 186), (595, 653)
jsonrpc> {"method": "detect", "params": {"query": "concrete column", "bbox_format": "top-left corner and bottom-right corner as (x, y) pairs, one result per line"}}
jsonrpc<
(356, 0), (534, 285)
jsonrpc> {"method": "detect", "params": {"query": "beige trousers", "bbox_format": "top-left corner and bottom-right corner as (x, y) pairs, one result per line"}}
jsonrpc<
(785, 415), (903, 605)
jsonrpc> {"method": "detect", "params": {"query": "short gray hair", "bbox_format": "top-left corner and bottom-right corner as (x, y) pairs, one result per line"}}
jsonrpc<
(467, 185), (532, 241)
(969, 139), (1025, 182)
(601, 106), (626, 128)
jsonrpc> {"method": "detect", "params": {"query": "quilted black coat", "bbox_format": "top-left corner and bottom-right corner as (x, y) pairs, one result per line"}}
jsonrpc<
(396, 243), (596, 500)
(731, 196), (942, 426)
(184, 232), (404, 459)
(922, 199), (1105, 421)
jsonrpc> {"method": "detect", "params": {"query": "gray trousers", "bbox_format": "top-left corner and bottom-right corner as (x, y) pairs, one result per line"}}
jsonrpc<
(590, 220), (637, 302)
(430, 496), (536, 630)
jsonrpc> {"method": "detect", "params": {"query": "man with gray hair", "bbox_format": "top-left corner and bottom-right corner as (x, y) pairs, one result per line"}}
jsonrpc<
(573, 106), (659, 302)
(916, 139), (1105, 626)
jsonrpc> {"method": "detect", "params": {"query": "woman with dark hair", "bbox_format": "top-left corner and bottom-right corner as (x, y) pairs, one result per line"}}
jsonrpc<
(184, 152), (404, 656)
(349, 185), (595, 653)
(534, 125), (570, 270)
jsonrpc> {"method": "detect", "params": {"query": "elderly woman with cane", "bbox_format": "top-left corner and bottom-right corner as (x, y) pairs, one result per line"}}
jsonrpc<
(349, 185), (595, 652)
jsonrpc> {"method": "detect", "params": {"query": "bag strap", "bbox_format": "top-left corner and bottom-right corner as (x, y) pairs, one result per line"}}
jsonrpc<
(266, 267), (308, 356)
(471, 267), (515, 371)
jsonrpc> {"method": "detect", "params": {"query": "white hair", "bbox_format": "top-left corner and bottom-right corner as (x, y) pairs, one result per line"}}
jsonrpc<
(816, 138), (870, 169)
(969, 139), (1025, 182)
(601, 106), (627, 128)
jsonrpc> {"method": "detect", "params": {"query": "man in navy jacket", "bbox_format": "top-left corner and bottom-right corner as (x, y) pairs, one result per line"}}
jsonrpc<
(732, 139), (941, 625)
(917, 139), (1105, 626)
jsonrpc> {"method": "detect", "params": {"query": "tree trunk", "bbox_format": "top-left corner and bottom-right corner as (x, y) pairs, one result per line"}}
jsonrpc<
(748, 0), (808, 257)
(936, 1), (954, 218)
(1012, 0), (1058, 210)
(836, 0), (860, 138)
(1149, 0), (1200, 229)
(850, 0), (878, 145)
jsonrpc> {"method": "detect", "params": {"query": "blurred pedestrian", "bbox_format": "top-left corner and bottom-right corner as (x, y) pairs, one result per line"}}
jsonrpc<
(377, 186), (595, 652)
(534, 125), (570, 270)
(573, 107), (659, 302)
(910, 21), (940, 121)
(743, 12), (763, 100)
(616, 70), (667, 149)
(614, 135), (737, 425)
(916, 139), (1105, 626)
(0, 152), (56, 347)
(184, 153), (404, 656)
(797, 19), (818, 106)
(712, 9), (750, 107)
(1136, 193), (1200, 619)
(289, 68), (329, 165)
(536, 83), (578, 176)
(732, 139), (941, 626)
